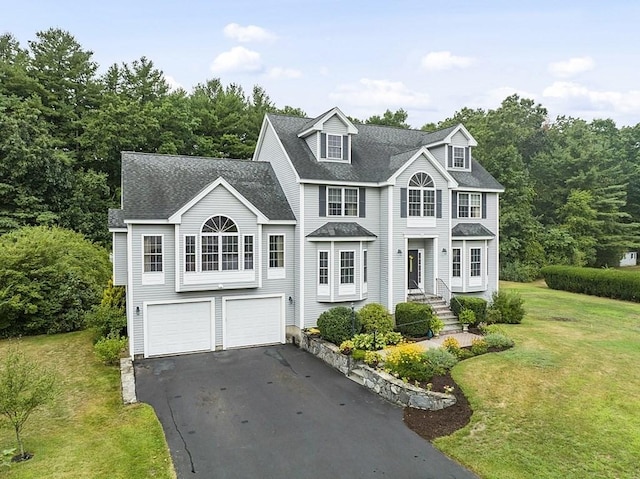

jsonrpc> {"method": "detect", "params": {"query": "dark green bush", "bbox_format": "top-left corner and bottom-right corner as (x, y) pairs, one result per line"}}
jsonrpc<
(488, 290), (525, 324)
(500, 261), (540, 283)
(451, 296), (487, 323)
(541, 265), (640, 302)
(85, 304), (127, 342)
(316, 306), (361, 345)
(0, 226), (111, 337)
(358, 303), (394, 334)
(395, 302), (432, 337)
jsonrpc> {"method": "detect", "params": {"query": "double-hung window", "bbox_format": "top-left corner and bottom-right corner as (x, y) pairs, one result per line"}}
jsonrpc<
(470, 248), (481, 277)
(327, 134), (343, 159)
(452, 248), (461, 278)
(340, 251), (355, 285)
(268, 234), (286, 279)
(200, 216), (240, 272)
(143, 236), (163, 272)
(185, 236), (196, 272)
(328, 187), (358, 217)
(408, 172), (435, 217)
(244, 236), (254, 270)
(453, 147), (465, 168)
(458, 193), (482, 218)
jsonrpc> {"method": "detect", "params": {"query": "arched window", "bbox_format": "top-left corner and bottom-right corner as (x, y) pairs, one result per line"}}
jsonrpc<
(408, 172), (435, 217)
(201, 216), (239, 271)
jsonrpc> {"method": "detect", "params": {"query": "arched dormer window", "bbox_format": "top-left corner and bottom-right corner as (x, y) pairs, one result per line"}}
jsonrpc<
(408, 172), (435, 217)
(201, 216), (239, 271)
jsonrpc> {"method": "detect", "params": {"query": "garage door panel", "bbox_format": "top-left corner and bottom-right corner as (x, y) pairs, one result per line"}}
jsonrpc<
(146, 301), (212, 357)
(225, 296), (283, 349)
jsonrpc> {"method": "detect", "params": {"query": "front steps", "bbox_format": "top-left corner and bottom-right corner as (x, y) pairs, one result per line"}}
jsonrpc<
(407, 293), (462, 334)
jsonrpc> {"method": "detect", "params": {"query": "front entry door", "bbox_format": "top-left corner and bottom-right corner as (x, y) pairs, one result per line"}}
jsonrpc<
(408, 249), (419, 289)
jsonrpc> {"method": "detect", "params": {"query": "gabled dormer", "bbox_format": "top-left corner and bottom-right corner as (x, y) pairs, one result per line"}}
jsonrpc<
(297, 107), (358, 163)
(442, 124), (477, 172)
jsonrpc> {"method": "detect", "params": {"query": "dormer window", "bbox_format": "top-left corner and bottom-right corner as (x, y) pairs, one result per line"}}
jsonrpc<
(327, 134), (343, 159)
(453, 147), (465, 168)
(448, 145), (470, 170)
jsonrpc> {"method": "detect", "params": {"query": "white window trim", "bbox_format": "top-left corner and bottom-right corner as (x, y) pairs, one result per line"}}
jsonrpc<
(184, 234), (197, 273)
(458, 192), (482, 219)
(453, 146), (465, 168)
(338, 250), (356, 296)
(362, 247), (368, 295)
(326, 134), (343, 160)
(317, 250), (330, 297)
(268, 234), (286, 279)
(141, 234), (165, 285)
(243, 234), (255, 271)
(469, 247), (482, 286)
(327, 186), (359, 217)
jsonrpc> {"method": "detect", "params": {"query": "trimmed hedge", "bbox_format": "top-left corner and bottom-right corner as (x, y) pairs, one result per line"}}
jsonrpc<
(317, 306), (362, 345)
(395, 302), (433, 337)
(358, 303), (394, 334)
(451, 296), (487, 323)
(541, 265), (640, 302)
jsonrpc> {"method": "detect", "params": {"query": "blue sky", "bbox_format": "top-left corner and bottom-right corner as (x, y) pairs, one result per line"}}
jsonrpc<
(3, 0), (640, 128)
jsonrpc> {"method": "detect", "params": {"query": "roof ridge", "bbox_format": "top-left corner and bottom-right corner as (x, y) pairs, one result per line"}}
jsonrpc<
(121, 151), (253, 162)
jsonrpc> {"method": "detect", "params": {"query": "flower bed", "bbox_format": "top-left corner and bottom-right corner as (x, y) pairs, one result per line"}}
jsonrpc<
(300, 332), (456, 411)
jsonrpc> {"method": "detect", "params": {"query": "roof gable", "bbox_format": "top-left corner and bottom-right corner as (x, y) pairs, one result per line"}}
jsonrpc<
(297, 107), (358, 138)
(388, 147), (458, 187)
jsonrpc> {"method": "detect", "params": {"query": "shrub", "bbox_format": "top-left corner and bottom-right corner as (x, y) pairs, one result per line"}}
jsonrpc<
(457, 348), (474, 360)
(352, 333), (385, 351)
(358, 303), (394, 334)
(316, 306), (361, 345)
(100, 278), (126, 313)
(451, 296), (487, 322)
(486, 308), (503, 324)
(395, 302), (432, 337)
(384, 344), (434, 382)
(382, 331), (403, 346)
(94, 334), (127, 365)
(0, 226), (111, 337)
(541, 265), (640, 302)
(422, 348), (458, 376)
(352, 349), (366, 361)
(470, 338), (489, 355)
(364, 351), (382, 367)
(483, 333), (514, 349)
(458, 308), (476, 325)
(488, 290), (525, 324)
(442, 336), (461, 356)
(85, 304), (127, 342)
(500, 260), (540, 283)
(430, 316), (445, 335)
(480, 323), (508, 336)
(339, 340), (354, 355)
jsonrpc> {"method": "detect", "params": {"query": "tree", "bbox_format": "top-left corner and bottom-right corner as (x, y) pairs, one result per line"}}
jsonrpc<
(0, 348), (57, 460)
(0, 226), (111, 336)
(366, 108), (410, 128)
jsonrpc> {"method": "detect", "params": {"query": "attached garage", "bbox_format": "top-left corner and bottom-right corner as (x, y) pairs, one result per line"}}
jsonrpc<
(144, 300), (214, 357)
(223, 295), (285, 349)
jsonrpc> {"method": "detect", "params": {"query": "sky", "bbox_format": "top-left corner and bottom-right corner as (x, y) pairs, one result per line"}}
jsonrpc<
(2, 0), (640, 128)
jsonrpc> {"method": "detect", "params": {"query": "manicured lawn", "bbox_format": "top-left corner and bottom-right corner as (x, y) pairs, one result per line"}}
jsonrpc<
(435, 281), (640, 479)
(0, 331), (175, 479)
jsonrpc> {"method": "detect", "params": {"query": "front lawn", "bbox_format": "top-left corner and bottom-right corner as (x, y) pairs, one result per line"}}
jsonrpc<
(0, 331), (175, 479)
(435, 280), (640, 479)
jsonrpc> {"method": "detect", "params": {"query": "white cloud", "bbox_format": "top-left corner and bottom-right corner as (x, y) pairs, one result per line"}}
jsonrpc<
(164, 75), (182, 91)
(330, 78), (431, 109)
(548, 56), (595, 78)
(543, 81), (640, 113)
(210, 46), (263, 73)
(421, 51), (474, 71)
(267, 67), (302, 79)
(223, 23), (276, 43)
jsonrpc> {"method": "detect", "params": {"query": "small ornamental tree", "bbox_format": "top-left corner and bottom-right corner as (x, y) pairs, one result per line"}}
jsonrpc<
(0, 349), (58, 461)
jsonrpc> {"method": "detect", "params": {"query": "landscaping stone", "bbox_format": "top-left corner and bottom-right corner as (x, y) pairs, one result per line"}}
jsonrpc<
(300, 333), (456, 411)
(120, 357), (137, 404)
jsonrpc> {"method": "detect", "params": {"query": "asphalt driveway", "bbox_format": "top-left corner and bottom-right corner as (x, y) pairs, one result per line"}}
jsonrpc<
(135, 344), (478, 479)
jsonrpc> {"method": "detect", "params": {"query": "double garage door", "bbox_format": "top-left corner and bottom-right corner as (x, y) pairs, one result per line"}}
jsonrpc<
(145, 296), (284, 357)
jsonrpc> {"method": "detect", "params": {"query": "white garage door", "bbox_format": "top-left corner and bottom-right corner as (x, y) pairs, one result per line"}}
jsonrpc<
(224, 296), (284, 349)
(146, 301), (213, 357)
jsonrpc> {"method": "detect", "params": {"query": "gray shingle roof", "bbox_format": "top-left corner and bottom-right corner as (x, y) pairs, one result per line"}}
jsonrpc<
(118, 152), (295, 222)
(452, 223), (496, 237)
(307, 222), (377, 238)
(108, 208), (126, 229)
(268, 113), (504, 190)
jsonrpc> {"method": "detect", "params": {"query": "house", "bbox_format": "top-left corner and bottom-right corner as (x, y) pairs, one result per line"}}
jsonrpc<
(619, 251), (637, 267)
(109, 107), (504, 358)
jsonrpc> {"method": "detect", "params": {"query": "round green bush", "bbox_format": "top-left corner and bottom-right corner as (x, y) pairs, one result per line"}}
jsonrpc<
(489, 290), (525, 324)
(395, 302), (433, 337)
(316, 306), (361, 345)
(93, 334), (127, 365)
(483, 333), (515, 349)
(423, 348), (458, 376)
(358, 303), (394, 334)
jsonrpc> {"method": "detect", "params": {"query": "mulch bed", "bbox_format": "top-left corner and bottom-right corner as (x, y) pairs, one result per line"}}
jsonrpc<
(403, 372), (472, 441)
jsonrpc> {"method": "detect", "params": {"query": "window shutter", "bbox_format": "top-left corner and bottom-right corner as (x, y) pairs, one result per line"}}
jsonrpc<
(319, 185), (326, 217)
(465, 147), (470, 169)
(400, 188), (407, 218)
(320, 133), (327, 158)
(482, 193), (487, 219)
(343, 135), (349, 161)
(436, 189), (442, 218)
(451, 191), (457, 219)
(448, 145), (453, 168)
(359, 187), (366, 218)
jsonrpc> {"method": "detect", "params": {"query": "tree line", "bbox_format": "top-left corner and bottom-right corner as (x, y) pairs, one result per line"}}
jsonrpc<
(1, 28), (639, 278)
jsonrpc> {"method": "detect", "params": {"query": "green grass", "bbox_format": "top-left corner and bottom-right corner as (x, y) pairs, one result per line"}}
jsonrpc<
(436, 281), (640, 479)
(0, 331), (175, 479)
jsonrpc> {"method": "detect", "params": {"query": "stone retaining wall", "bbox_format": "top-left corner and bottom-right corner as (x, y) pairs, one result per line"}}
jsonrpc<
(300, 333), (456, 411)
